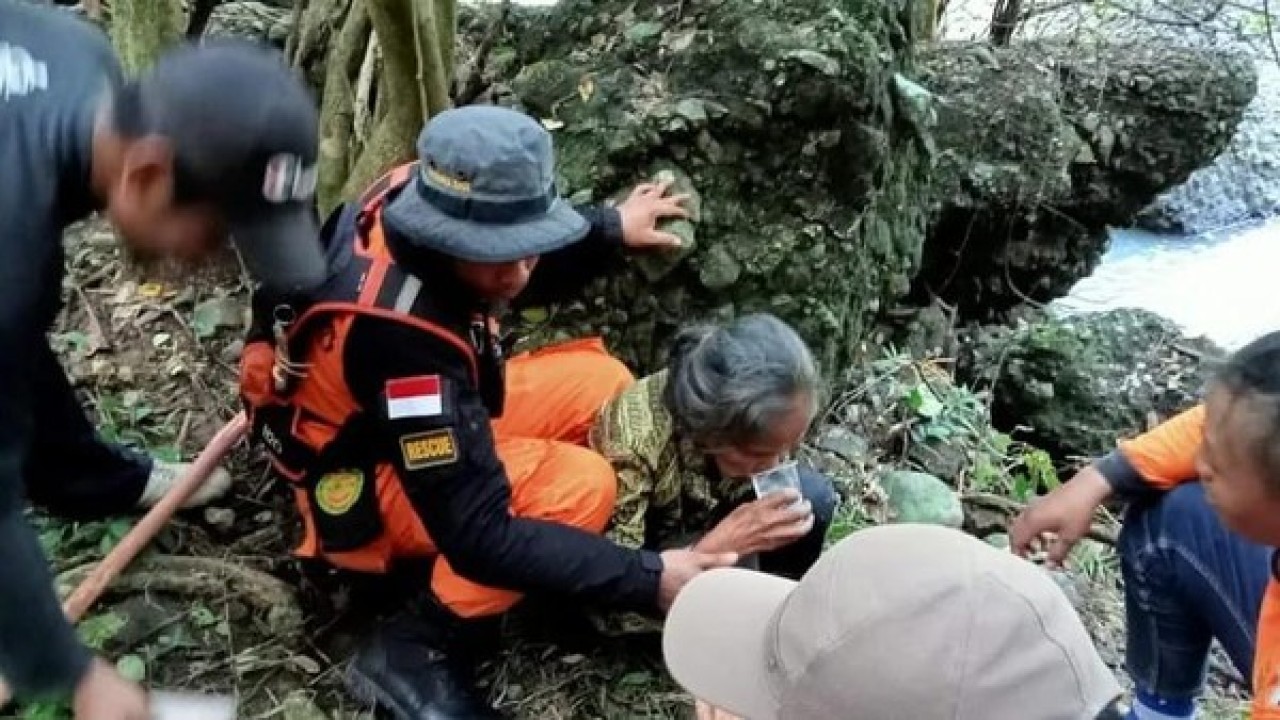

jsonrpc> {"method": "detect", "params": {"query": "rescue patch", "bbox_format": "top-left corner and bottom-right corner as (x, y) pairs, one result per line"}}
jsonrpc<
(386, 375), (444, 419)
(399, 428), (459, 470)
(315, 470), (364, 516)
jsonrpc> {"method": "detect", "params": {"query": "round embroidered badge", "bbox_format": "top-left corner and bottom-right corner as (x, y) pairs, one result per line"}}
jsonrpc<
(315, 470), (364, 515)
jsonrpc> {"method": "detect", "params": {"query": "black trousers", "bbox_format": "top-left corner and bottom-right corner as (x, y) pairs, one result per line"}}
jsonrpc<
(22, 342), (152, 520)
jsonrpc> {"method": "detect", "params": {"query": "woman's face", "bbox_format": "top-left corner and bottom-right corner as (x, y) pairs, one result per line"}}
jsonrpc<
(709, 394), (814, 479)
(1197, 385), (1280, 545)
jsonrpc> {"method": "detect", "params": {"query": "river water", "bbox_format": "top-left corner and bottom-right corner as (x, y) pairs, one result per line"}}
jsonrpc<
(1052, 217), (1280, 351)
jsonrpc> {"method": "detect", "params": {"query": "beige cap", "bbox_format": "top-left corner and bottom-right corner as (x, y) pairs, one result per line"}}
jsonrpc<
(663, 524), (1121, 720)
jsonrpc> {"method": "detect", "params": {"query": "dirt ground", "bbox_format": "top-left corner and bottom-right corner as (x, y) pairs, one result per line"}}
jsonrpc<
(3, 219), (1252, 719)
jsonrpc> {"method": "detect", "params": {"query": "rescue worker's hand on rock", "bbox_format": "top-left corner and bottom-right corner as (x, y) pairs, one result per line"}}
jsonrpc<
(1010, 465), (1114, 568)
(694, 490), (815, 557)
(618, 180), (691, 250)
(657, 548), (739, 611)
(72, 658), (149, 720)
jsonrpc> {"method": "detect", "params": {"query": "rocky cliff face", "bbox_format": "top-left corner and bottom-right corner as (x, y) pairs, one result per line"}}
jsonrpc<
(915, 41), (1256, 318)
(196, 0), (1256, 379)
(499, 0), (935, 374)
(487, 0), (1254, 372)
(959, 308), (1223, 461)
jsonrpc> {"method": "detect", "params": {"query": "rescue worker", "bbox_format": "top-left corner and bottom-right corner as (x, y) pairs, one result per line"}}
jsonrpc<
(1011, 330), (1280, 720)
(238, 104), (739, 719)
(1, 3), (324, 717)
(587, 312), (840, 635)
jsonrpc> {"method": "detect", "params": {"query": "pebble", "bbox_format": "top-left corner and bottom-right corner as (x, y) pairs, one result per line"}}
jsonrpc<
(203, 507), (236, 533)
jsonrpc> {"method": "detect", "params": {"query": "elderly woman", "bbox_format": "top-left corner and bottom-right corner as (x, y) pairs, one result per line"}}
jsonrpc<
(588, 313), (839, 626)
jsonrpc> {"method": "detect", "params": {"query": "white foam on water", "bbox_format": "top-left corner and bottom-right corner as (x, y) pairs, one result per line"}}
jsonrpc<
(1052, 216), (1280, 351)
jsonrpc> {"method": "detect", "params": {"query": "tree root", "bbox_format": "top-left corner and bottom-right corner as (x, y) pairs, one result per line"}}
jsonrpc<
(57, 555), (305, 639)
(290, 0), (351, 73)
(316, 0), (372, 213)
(354, 30), (381, 145)
(109, 0), (184, 74)
(309, 0), (460, 209)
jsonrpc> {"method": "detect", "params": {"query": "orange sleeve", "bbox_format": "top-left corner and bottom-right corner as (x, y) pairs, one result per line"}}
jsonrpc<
(1114, 404), (1206, 491)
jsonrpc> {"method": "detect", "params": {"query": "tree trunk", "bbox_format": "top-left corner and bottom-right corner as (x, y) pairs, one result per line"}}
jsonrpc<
(316, 0), (372, 214)
(185, 0), (222, 38)
(301, 0), (457, 215)
(109, 0), (185, 74)
(988, 0), (1024, 45)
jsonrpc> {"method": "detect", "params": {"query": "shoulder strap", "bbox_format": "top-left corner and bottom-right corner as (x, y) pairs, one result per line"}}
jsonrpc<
(276, 163), (479, 389)
(357, 162), (419, 227)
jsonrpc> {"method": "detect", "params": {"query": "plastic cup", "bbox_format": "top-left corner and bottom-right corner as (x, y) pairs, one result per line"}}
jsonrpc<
(751, 460), (806, 512)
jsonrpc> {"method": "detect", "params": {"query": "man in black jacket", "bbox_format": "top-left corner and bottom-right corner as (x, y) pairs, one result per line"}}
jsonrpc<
(238, 104), (739, 719)
(1, 3), (324, 717)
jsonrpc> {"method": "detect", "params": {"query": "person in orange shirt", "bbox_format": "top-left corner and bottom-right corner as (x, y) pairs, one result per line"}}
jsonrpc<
(1012, 330), (1280, 719)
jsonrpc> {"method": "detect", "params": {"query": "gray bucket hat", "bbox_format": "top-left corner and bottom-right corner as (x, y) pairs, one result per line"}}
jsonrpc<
(382, 105), (589, 263)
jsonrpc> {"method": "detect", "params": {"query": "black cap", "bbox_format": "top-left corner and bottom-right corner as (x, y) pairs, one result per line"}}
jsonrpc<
(118, 38), (325, 293)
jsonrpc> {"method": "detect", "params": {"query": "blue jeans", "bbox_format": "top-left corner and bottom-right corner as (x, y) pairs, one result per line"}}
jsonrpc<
(1119, 482), (1272, 698)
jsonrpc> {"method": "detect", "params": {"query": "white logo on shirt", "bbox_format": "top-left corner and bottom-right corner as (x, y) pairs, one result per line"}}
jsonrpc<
(0, 42), (48, 100)
(262, 153), (318, 204)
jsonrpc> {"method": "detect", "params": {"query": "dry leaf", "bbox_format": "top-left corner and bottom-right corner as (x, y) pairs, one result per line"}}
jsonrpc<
(578, 74), (596, 102)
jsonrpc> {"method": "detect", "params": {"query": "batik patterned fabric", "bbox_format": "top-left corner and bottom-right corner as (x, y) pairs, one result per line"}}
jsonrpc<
(586, 370), (752, 635)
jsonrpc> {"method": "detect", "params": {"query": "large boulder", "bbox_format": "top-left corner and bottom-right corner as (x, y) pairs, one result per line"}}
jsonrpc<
(959, 308), (1224, 461)
(499, 0), (935, 374)
(913, 41), (1256, 318)
(205, 1), (292, 47)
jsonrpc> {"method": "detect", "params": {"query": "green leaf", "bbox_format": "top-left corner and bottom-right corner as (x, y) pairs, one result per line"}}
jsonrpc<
(193, 297), (246, 340)
(675, 98), (708, 123)
(191, 298), (225, 339)
(519, 307), (549, 323)
(116, 654), (147, 682)
(21, 701), (70, 720)
(38, 525), (67, 556)
(190, 605), (219, 628)
(97, 519), (133, 554)
(150, 444), (182, 463)
(905, 385), (943, 419)
(626, 22), (663, 42)
(78, 612), (127, 650)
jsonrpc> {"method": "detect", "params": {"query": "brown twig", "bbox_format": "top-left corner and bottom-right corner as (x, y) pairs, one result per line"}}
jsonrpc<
(73, 282), (109, 353)
(1264, 0), (1280, 67)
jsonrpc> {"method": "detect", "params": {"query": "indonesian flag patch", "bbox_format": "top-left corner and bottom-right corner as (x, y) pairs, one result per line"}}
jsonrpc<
(385, 375), (444, 419)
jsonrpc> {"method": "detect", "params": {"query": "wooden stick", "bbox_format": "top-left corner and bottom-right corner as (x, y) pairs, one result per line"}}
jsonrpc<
(62, 412), (249, 621)
(0, 413), (249, 706)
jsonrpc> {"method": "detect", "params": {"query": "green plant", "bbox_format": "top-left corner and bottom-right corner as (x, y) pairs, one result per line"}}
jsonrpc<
(92, 392), (179, 461)
(850, 347), (1061, 500)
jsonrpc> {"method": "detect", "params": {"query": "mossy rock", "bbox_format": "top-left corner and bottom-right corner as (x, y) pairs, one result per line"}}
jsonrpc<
(502, 0), (933, 374)
(879, 470), (964, 528)
(960, 308), (1224, 461)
